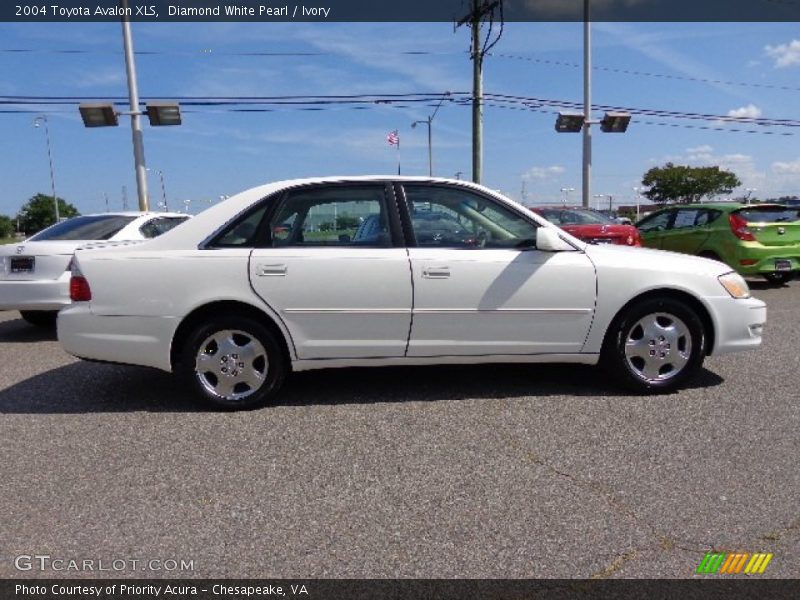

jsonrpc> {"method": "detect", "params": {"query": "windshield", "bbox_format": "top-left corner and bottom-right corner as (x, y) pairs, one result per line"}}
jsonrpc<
(537, 208), (615, 226)
(736, 207), (800, 223)
(29, 215), (138, 241)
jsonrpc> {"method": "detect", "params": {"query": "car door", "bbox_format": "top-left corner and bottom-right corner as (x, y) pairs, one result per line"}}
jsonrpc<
(400, 184), (597, 357)
(636, 209), (675, 249)
(248, 183), (412, 360)
(658, 208), (713, 254)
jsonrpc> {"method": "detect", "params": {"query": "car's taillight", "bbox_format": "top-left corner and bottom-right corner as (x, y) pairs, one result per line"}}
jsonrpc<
(626, 230), (642, 246)
(729, 212), (756, 241)
(70, 275), (91, 301)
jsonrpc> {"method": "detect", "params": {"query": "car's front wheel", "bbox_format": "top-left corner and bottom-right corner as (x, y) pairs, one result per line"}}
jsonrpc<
(602, 298), (706, 393)
(178, 316), (287, 410)
(763, 272), (793, 286)
(19, 310), (58, 328)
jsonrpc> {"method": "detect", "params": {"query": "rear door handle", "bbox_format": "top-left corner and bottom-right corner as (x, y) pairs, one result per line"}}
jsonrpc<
(422, 266), (450, 279)
(257, 263), (287, 277)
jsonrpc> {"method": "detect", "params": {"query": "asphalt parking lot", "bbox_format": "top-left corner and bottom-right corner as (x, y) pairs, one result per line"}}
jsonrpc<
(1, 280), (798, 579)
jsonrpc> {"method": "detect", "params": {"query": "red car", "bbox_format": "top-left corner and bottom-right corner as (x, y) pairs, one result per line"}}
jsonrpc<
(531, 206), (642, 246)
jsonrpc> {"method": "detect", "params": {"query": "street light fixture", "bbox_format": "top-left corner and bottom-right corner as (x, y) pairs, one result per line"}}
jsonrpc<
(560, 187), (575, 205)
(33, 115), (59, 222)
(600, 112), (632, 133)
(79, 101), (181, 128)
(78, 103), (119, 128)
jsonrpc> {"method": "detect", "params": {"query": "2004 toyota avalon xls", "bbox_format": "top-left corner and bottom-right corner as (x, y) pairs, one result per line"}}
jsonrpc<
(58, 177), (766, 409)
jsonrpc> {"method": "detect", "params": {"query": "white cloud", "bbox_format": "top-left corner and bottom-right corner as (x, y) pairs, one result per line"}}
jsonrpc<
(727, 104), (762, 120)
(772, 158), (800, 175)
(686, 145), (713, 155)
(524, 165), (566, 180)
(765, 39), (800, 68)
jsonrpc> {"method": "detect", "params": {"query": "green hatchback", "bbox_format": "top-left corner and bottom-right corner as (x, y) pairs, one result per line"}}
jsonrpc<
(636, 203), (800, 284)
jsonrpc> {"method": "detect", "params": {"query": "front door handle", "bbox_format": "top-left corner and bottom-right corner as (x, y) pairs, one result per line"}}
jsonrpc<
(257, 263), (287, 277)
(422, 266), (450, 279)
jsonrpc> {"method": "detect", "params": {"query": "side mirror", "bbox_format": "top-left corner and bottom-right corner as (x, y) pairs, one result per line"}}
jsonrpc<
(536, 227), (576, 252)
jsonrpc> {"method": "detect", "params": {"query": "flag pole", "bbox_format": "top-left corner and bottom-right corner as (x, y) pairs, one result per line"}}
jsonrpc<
(397, 132), (401, 175)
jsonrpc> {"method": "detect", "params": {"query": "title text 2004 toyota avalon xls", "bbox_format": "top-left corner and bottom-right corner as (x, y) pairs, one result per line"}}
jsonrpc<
(58, 177), (766, 410)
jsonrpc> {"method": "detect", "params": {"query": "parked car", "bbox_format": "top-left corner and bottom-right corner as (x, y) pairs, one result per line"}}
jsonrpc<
(598, 209), (633, 225)
(58, 177), (765, 409)
(635, 203), (800, 285)
(531, 206), (641, 246)
(0, 212), (190, 326)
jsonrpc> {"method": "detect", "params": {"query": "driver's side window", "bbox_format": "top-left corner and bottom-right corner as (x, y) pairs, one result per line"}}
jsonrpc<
(403, 185), (538, 249)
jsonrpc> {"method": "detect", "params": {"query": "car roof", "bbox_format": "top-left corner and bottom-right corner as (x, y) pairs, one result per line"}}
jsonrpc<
(651, 203), (788, 211)
(533, 206), (599, 210)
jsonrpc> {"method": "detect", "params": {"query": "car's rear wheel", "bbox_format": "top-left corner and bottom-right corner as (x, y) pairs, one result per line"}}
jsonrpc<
(19, 310), (58, 328)
(178, 316), (287, 410)
(601, 298), (706, 393)
(763, 272), (793, 285)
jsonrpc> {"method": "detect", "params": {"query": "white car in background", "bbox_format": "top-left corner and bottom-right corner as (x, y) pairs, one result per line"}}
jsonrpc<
(58, 177), (766, 409)
(0, 212), (190, 327)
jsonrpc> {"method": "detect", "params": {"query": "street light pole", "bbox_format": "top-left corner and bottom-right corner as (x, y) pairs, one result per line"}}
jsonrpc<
(582, 0), (592, 209)
(33, 115), (59, 222)
(147, 167), (168, 211)
(561, 187), (575, 205)
(120, 0), (149, 212)
(632, 186), (642, 220)
(411, 92), (449, 177)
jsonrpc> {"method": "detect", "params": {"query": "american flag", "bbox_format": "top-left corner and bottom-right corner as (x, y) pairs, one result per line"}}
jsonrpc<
(386, 130), (399, 146)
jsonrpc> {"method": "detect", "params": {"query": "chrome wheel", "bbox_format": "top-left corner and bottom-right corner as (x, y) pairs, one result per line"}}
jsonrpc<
(623, 312), (692, 384)
(194, 329), (268, 401)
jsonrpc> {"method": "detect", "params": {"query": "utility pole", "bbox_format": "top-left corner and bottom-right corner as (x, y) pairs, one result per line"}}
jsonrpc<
(457, 0), (502, 186)
(120, 0), (149, 211)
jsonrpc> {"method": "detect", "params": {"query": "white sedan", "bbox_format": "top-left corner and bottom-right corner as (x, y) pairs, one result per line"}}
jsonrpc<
(0, 212), (189, 326)
(58, 177), (766, 409)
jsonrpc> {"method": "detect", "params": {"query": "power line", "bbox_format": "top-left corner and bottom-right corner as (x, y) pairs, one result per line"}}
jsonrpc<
(3, 91), (800, 134)
(491, 52), (800, 93)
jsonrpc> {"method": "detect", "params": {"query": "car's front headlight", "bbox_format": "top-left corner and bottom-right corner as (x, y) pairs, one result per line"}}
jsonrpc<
(718, 272), (751, 299)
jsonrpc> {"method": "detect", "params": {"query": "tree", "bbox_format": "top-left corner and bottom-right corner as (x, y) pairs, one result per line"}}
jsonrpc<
(0, 214), (13, 238)
(15, 194), (80, 235)
(641, 163), (741, 204)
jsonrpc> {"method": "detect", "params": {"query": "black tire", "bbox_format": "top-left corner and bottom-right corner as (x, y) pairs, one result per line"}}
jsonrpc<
(762, 272), (793, 286)
(177, 315), (287, 410)
(19, 310), (58, 328)
(601, 297), (706, 393)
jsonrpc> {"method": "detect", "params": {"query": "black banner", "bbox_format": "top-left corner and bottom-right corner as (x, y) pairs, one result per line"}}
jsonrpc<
(3, 0), (800, 23)
(2, 579), (799, 600)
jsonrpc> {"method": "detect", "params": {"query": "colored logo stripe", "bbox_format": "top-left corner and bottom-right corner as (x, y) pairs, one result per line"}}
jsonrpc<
(719, 553), (749, 573)
(697, 552), (773, 574)
(744, 553), (774, 574)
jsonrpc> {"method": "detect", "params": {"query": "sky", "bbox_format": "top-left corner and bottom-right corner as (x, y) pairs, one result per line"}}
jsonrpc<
(2, 20), (800, 218)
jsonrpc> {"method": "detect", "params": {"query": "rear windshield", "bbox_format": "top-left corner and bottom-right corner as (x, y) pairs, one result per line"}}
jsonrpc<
(29, 215), (137, 241)
(736, 208), (800, 223)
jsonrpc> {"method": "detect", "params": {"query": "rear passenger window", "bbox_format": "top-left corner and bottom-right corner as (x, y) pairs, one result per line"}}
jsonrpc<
(270, 185), (391, 248)
(139, 217), (189, 239)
